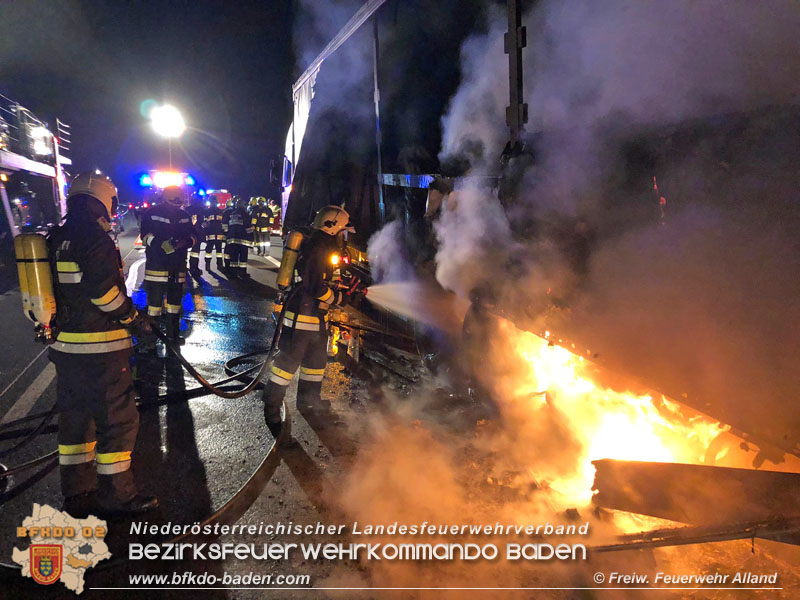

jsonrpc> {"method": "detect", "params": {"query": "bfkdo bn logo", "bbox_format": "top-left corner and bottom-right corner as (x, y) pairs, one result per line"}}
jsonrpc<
(30, 544), (63, 585)
(13, 503), (111, 595)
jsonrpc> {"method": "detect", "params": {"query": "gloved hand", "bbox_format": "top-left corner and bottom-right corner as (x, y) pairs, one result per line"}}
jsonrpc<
(123, 309), (152, 338)
(160, 240), (175, 254)
(172, 237), (191, 251)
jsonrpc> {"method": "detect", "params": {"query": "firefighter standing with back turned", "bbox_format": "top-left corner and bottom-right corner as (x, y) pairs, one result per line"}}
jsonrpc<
(222, 195), (253, 278)
(186, 192), (206, 278)
(262, 205), (364, 437)
(140, 186), (196, 345)
(252, 197), (272, 256)
(203, 195), (225, 271)
(48, 171), (157, 516)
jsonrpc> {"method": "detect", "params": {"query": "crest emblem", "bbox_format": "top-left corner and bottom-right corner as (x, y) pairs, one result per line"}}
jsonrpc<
(30, 544), (62, 585)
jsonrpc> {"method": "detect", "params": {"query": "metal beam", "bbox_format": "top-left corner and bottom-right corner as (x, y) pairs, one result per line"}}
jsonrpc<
(292, 0), (390, 96)
(504, 0), (528, 145)
(592, 459), (800, 526)
(0, 150), (56, 178)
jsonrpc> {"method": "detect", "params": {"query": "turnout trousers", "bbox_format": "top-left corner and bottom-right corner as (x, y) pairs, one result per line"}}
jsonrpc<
(254, 231), (269, 255)
(204, 239), (224, 268)
(262, 322), (328, 419)
(51, 350), (138, 505)
(144, 269), (186, 339)
(188, 239), (203, 272)
(227, 242), (249, 277)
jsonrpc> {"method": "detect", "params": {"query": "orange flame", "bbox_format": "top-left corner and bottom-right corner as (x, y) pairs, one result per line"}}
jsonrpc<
(496, 321), (727, 507)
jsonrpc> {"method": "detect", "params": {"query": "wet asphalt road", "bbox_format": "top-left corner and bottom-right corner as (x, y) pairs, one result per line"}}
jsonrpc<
(0, 213), (363, 597)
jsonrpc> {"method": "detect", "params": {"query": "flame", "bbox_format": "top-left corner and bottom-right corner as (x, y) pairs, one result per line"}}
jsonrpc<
(495, 320), (726, 507)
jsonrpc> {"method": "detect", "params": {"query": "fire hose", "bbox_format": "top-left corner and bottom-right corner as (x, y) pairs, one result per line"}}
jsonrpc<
(0, 291), (300, 574)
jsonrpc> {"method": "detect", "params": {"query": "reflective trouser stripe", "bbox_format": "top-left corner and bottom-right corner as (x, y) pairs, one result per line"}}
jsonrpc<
(188, 251), (200, 258)
(165, 303), (181, 314)
(299, 367), (325, 382)
(269, 365), (293, 386)
(148, 306), (163, 316)
(59, 442), (97, 465)
(284, 311), (320, 324)
(317, 288), (333, 303)
(96, 451), (132, 475)
(145, 269), (169, 282)
(283, 318), (319, 331)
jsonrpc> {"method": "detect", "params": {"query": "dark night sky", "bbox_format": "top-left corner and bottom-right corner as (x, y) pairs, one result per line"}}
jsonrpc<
(0, 0), (294, 201)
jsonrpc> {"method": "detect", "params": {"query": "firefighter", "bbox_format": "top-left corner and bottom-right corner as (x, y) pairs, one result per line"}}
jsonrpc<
(262, 206), (364, 437)
(49, 171), (157, 516)
(267, 198), (281, 235)
(186, 193), (206, 278)
(186, 194), (206, 279)
(252, 197), (272, 256)
(140, 186), (196, 344)
(221, 197), (234, 271)
(202, 195), (225, 270)
(222, 195), (253, 278)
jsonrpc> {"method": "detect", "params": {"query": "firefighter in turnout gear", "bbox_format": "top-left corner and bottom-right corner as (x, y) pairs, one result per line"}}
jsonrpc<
(140, 186), (197, 343)
(262, 205), (363, 437)
(222, 195), (253, 278)
(251, 197), (272, 256)
(186, 193), (206, 278)
(267, 198), (281, 234)
(202, 195), (225, 270)
(48, 171), (157, 517)
(221, 197), (234, 270)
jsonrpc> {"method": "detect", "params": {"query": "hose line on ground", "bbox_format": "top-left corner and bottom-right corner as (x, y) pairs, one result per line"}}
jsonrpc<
(0, 287), (296, 478)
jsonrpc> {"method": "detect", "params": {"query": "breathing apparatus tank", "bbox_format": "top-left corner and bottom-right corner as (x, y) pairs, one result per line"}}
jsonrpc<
(276, 230), (304, 291)
(14, 233), (57, 343)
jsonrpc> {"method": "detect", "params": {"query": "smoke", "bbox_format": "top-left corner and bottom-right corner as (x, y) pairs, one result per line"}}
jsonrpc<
(366, 220), (414, 284)
(433, 0), (800, 451)
(313, 1), (800, 586)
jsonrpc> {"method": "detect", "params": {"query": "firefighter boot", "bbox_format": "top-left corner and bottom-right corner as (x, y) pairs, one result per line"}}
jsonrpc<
(62, 491), (99, 519)
(165, 313), (184, 346)
(189, 257), (202, 278)
(205, 258), (212, 271)
(99, 494), (159, 518)
(216, 258), (224, 271)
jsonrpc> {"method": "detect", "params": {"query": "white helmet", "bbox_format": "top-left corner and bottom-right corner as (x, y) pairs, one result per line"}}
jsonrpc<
(312, 205), (354, 236)
(67, 171), (118, 216)
(162, 185), (184, 207)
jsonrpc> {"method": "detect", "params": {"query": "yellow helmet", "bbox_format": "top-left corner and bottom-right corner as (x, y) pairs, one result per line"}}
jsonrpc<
(67, 171), (118, 217)
(312, 205), (354, 236)
(249, 197), (258, 206)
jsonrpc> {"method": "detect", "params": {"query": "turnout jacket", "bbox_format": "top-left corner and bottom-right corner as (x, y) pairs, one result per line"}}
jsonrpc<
(251, 205), (272, 232)
(203, 205), (224, 240)
(283, 231), (348, 331)
(140, 203), (197, 274)
(186, 202), (207, 244)
(222, 206), (253, 246)
(49, 215), (137, 354)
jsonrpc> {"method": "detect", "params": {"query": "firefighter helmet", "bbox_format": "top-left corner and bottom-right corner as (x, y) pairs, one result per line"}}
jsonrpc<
(258, 196), (267, 205)
(67, 171), (118, 217)
(312, 205), (355, 236)
(249, 197), (258, 206)
(225, 198), (233, 209)
(162, 186), (184, 207)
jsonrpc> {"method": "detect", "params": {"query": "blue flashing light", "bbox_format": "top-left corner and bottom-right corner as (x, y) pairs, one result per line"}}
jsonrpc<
(184, 175), (195, 186)
(198, 189), (206, 196)
(139, 174), (153, 187)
